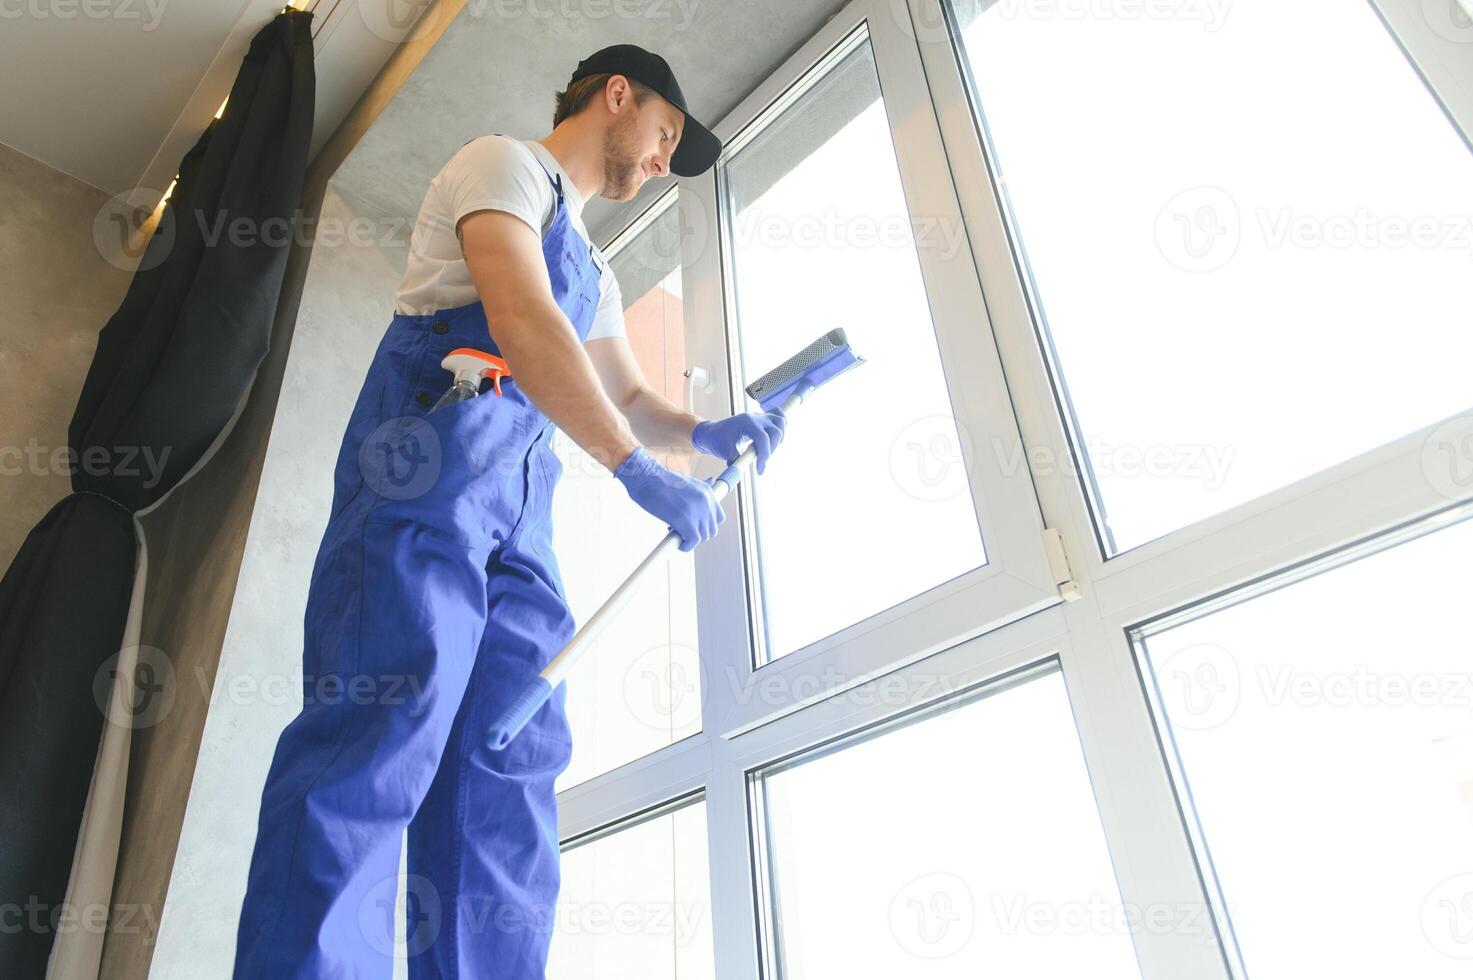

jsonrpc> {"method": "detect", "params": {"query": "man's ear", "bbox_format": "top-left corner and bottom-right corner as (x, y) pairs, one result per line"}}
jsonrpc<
(605, 74), (633, 113)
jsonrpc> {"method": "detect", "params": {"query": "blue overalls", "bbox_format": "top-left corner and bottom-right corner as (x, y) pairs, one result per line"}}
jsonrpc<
(234, 152), (602, 979)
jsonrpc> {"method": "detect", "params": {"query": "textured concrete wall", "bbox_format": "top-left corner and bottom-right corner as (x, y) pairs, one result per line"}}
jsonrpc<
(0, 142), (134, 570)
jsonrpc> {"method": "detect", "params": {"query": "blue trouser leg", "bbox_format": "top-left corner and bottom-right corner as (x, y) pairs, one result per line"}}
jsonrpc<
(404, 532), (575, 980)
(233, 520), (494, 978)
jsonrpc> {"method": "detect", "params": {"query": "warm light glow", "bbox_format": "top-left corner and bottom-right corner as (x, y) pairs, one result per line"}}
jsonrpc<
(157, 178), (178, 210)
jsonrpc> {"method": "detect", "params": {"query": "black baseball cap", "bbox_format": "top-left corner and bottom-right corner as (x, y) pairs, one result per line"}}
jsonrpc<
(569, 43), (722, 177)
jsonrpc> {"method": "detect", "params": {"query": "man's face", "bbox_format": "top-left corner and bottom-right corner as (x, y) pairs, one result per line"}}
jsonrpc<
(602, 88), (684, 201)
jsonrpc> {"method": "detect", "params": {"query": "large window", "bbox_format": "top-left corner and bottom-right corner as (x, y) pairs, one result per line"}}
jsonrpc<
(718, 32), (985, 663)
(554, 194), (702, 791)
(550, 797), (714, 977)
(1137, 514), (1473, 979)
(755, 668), (1140, 978)
(548, 3), (1473, 980)
(950, 0), (1473, 554)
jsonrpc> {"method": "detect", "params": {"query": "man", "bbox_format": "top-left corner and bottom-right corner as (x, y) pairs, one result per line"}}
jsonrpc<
(233, 44), (787, 978)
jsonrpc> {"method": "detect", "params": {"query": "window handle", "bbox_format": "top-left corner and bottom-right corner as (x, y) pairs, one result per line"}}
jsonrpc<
(683, 365), (712, 411)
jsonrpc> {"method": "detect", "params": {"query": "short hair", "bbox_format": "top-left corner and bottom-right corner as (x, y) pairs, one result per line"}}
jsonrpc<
(552, 72), (656, 128)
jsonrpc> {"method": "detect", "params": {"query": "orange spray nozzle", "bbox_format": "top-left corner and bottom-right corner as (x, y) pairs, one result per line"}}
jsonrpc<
(441, 348), (511, 396)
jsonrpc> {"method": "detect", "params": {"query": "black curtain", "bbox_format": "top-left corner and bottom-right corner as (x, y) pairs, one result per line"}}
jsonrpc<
(0, 10), (314, 975)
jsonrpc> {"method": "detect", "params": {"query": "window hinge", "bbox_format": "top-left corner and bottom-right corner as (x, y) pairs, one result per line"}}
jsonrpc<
(1042, 528), (1082, 602)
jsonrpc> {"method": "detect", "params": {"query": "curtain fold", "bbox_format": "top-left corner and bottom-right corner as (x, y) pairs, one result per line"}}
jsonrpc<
(0, 10), (315, 977)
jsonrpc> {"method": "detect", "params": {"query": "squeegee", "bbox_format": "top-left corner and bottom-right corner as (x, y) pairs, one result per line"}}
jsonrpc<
(486, 329), (864, 750)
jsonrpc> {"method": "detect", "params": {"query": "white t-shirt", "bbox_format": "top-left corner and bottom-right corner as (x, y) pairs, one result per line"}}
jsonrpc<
(394, 135), (625, 342)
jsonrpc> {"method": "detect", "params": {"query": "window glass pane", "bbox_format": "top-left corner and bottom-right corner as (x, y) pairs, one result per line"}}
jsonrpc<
(757, 670), (1141, 977)
(952, 1), (1473, 553)
(554, 199), (701, 791)
(550, 799), (714, 978)
(1141, 516), (1473, 978)
(722, 35), (986, 663)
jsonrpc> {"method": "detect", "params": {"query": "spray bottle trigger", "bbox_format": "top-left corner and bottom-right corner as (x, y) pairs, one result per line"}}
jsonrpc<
(441, 348), (512, 397)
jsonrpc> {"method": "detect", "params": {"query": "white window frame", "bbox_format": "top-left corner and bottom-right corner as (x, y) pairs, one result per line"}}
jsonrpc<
(683, 1), (1062, 742)
(554, 2), (1473, 979)
(1371, 0), (1473, 153)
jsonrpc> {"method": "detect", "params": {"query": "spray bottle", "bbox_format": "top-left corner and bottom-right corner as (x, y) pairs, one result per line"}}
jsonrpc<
(429, 348), (511, 413)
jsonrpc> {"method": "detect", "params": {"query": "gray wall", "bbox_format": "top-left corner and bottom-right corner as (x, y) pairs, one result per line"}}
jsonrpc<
(0, 142), (135, 570)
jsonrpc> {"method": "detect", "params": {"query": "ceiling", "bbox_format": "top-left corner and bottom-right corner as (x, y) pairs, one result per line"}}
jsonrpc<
(0, 0), (417, 203)
(329, 0), (851, 245)
(0, 0), (850, 240)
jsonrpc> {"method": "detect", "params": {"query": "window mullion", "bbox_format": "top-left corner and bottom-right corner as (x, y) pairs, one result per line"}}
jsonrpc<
(677, 163), (757, 743)
(706, 735), (764, 980)
(1056, 595), (1236, 980)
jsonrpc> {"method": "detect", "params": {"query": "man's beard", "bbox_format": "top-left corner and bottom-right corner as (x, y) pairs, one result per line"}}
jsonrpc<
(602, 111), (645, 200)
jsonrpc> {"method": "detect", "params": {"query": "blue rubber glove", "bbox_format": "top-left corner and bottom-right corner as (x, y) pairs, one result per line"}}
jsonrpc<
(691, 408), (789, 475)
(613, 446), (725, 552)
